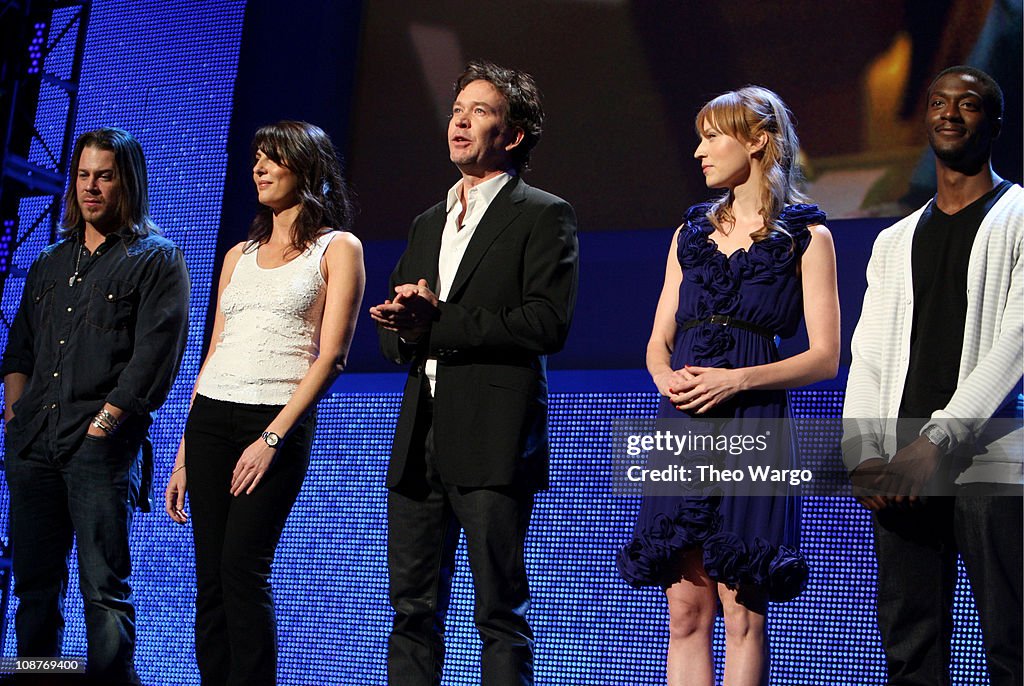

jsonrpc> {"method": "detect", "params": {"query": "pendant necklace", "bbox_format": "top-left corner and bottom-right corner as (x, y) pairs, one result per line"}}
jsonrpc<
(69, 235), (84, 287)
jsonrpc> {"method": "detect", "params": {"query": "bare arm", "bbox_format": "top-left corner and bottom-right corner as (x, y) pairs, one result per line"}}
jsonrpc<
(166, 242), (245, 522)
(177, 242), (245, 458)
(735, 224), (840, 390)
(646, 227), (690, 398)
(261, 233), (364, 439)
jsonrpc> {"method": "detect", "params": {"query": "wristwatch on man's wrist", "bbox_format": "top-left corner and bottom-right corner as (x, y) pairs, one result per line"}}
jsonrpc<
(923, 424), (950, 451)
(261, 431), (281, 448)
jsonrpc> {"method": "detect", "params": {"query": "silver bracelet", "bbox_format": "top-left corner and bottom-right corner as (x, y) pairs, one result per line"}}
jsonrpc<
(96, 409), (120, 431)
(91, 418), (113, 434)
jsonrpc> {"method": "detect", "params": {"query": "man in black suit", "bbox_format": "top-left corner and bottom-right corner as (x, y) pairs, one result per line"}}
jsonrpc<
(370, 60), (579, 686)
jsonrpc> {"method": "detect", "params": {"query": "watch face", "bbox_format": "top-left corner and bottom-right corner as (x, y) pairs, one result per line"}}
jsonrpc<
(925, 426), (948, 448)
(264, 432), (280, 447)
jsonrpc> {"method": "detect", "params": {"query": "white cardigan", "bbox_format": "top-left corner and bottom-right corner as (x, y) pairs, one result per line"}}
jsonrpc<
(842, 183), (1023, 485)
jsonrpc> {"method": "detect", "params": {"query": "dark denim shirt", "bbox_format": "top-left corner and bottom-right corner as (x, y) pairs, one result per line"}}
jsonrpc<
(1, 229), (190, 508)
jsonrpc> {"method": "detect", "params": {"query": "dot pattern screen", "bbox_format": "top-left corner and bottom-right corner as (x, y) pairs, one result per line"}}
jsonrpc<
(0, 1), (996, 684)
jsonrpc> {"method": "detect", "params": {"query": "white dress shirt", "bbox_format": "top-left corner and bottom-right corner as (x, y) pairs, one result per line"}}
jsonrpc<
(426, 172), (513, 393)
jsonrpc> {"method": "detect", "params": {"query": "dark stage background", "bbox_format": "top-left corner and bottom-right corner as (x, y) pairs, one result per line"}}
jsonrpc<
(0, 1), (1020, 684)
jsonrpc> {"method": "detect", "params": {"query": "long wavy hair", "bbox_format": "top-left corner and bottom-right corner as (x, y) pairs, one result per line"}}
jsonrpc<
(60, 127), (158, 238)
(248, 121), (355, 254)
(695, 86), (808, 245)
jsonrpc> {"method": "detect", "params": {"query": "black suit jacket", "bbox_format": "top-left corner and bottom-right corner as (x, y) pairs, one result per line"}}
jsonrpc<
(379, 176), (579, 491)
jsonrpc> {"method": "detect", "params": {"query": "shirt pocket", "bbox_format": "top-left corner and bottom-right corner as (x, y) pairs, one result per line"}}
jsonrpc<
(86, 279), (137, 331)
(31, 279), (56, 320)
(31, 278), (56, 311)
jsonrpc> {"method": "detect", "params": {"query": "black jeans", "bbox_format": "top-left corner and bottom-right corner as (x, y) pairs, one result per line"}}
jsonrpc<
(4, 430), (142, 685)
(387, 392), (535, 686)
(184, 394), (314, 686)
(873, 485), (1023, 686)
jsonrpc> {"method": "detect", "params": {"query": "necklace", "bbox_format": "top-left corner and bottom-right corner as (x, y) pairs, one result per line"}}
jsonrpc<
(69, 235), (84, 287)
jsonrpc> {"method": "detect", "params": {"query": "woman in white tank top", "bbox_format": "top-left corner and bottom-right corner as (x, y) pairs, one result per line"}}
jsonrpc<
(163, 121), (365, 685)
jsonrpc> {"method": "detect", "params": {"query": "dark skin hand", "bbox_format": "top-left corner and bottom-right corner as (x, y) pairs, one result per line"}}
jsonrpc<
(851, 457), (890, 511)
(851, 437), (942, 511)
(882, 435), (942, 506)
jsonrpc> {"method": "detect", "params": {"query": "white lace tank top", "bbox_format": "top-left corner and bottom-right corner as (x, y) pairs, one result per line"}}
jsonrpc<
(196, 232), (334, 405)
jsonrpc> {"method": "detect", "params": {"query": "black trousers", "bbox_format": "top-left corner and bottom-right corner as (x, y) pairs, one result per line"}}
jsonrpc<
(184, 394), (314, 686)
(387, 391), (535, 686)
(873, 485), (1023, 686)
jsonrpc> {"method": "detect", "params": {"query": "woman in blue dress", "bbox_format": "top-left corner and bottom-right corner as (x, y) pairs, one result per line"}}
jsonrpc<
(617, 87), (840, 685)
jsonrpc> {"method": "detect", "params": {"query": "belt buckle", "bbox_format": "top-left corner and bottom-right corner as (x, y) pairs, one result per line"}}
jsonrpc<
(709, 314), (731, 327)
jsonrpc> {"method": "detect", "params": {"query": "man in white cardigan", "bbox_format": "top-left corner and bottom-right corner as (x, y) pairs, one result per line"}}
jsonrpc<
(843, 66), (1022, 686)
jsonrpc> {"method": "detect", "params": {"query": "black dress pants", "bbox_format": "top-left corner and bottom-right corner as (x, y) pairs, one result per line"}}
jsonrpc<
(387, 392), (535, 686)
(873, 485), (1023, 686)
(184, 394), (314, 686)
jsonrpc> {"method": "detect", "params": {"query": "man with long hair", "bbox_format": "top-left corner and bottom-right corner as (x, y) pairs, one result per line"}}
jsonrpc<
(371, 61), (579, 685)
(2, 127), (190, 684)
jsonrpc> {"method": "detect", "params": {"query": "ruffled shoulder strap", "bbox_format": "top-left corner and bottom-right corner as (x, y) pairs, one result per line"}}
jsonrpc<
(778, 203), (826, 254)
(683, 202), (714, 229)
(779, 203), (826, 229)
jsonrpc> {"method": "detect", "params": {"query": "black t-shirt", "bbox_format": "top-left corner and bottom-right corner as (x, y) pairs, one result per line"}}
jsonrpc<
(899, 179), (1012, 421)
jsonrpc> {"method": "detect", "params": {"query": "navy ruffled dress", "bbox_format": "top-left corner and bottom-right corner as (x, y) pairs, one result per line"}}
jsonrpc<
(616, 202), (826, 602)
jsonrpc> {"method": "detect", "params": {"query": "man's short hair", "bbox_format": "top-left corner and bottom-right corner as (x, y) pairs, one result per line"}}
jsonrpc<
(455, 60), (544, 173)
(929, 65), (1004, 122)
(60, 127), (157, 238)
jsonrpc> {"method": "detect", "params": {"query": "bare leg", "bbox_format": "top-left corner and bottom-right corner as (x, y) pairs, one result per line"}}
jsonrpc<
(665, 550), (717, 686)
(719, 583), (768, 686)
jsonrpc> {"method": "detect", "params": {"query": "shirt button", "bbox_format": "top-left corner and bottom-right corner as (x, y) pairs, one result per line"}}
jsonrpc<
(106, 294), (114, 300)
(76, 277), (82, 283)
(59, 339), (65, 345)
(66, 307), (72, 312)
(52, 371), (59, 377)
(50, 403), (57, 409)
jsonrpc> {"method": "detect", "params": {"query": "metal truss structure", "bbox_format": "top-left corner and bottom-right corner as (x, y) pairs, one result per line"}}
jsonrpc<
(0, 0), (90, 307)
(0, 0), (91, 657)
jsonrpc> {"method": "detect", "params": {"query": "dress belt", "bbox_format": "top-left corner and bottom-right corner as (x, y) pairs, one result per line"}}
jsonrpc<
(681, 314), (776, 339)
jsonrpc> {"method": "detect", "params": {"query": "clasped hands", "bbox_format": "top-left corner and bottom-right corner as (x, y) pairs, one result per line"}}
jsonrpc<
(657, 364), (746, 414)
(369, 279), (440, 341)
(850, 436), (943, 511)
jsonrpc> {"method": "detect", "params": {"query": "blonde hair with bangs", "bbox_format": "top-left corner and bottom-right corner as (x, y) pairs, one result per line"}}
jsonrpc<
(695, 86), (808, 245)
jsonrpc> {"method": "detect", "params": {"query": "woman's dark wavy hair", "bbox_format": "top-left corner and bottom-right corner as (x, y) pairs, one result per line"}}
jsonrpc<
(455, 60), (544, 173)
(248, 121), (355, 253)
(60, 127), (158, 238)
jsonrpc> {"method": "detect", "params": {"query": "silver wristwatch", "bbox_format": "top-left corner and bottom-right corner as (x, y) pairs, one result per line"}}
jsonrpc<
(261, 431), (281, 448)
(923, 425), (950, 450)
